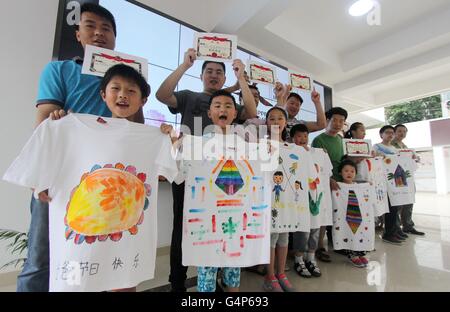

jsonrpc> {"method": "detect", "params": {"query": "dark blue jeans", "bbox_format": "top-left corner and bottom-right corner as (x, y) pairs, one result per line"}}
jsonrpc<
(16, 195), (49, 292)
(169, 182), (188, 292)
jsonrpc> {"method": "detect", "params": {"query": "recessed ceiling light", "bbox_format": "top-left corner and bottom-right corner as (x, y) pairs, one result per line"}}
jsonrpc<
(349, 0), (375, 17)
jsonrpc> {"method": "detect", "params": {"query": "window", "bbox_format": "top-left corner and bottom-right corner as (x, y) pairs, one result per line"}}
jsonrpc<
(100, 0), (327, 126)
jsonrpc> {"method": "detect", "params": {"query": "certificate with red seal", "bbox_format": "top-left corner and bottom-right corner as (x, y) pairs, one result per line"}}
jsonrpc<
(247, 61), (277, 85)
(194, 33), (237, 62)
(82, 45), (149, 80)
(343, 139), (372, 157)
(289, 71), (312, 92)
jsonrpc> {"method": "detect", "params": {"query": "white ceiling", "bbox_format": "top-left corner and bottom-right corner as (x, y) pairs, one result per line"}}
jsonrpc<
(137, 0), (450, 115)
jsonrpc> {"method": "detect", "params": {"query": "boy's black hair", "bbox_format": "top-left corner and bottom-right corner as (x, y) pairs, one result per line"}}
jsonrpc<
(239, 85), (259, 99)
(394, 124), (408, 132)
(76, 3), (117, 36)
(379, 125), (395, 136)
(325, 107), (348, 120)
(290, 123), (309, 138)
(101, 64), (150, 98)
(344, 122), (364, 139)
(202, 61), (226, 74)
(208, 90), (237, 108)
(339, 158), (358, 174)
(274, 171), (284, 176)
(287, 93), (304, 104)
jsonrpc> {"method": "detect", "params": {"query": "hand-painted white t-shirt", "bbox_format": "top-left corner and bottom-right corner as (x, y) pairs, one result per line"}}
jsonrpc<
(176, 133), (272, 267)
(271, 144), (316, 233)
(332, 183), (376, 252)
(355, 158), (389, 216)
(309, 147), (334, 228)
(383, 154), (417, 206)
(3, 114), (178, 292)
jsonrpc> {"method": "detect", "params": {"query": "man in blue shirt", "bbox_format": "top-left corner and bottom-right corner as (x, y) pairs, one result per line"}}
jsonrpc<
(19, 3), (134, 292)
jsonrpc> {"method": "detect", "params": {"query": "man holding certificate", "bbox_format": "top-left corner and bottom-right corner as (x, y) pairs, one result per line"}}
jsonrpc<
(156, 47), (257, 292)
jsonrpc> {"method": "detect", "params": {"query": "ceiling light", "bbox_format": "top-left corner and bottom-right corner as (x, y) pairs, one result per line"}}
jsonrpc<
(349, 0), (375, 17)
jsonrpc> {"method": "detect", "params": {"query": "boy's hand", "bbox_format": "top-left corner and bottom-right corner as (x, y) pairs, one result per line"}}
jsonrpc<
(311, 88), (321, 104)
(232, 59), (246, 81)
(160, 123), (175, 135)
(273, 82), (284, 98)
(49, 109), (70, 120)
(274, 83), (291, 105)
(38, 190), (52, 203)
(182, 48), (197, 69)
(330, 178), (340, 191)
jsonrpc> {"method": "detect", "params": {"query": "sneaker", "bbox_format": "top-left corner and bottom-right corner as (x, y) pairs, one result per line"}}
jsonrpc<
(382, 235), (403, 245)
(305, 260), (322, 277)
(294, 260), (312, 278)
(315, 248), (331, 263)
(277, 274), (296, 292)
(404, 228), (425, 236)
(263, 277), (283, 292)
(358, 256), (369, 266)
(334, 249), (349, 256)
(349, 256), (366, 268)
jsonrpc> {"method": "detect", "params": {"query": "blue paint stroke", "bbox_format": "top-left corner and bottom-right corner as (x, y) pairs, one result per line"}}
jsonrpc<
(252, 204), (269, 210)
(195, 177), (206, 183)
(289, 154), (299, 160)
(189, 209), (206, 213)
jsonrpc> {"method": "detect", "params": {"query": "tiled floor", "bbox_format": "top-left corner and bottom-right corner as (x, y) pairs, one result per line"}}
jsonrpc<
(1, 193), (449, 292)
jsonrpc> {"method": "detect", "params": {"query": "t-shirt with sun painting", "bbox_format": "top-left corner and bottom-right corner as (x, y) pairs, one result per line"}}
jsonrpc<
(3, 114), (178, 292)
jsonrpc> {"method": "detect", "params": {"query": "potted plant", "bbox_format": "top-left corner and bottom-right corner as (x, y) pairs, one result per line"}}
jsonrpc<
(0, 229), (27, 270)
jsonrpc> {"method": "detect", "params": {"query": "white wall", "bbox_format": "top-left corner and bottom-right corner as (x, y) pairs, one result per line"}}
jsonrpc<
(0, 0), (59, 273)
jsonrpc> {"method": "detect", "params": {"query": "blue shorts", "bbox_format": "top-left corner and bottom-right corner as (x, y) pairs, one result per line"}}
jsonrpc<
(197, 267), (241, 292)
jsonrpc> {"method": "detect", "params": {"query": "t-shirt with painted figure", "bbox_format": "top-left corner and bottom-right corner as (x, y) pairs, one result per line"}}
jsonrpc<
(3, 114), (178, 292)
(271, 144), (316, 233)
(332, 183), (376, 252)
(308, 147), (333, 228)
(175, 133), (272, 267)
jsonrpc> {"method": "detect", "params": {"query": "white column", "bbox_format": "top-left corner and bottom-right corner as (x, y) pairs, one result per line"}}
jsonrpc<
(433, 146), (448, 195)
(442, 92), (450, 118)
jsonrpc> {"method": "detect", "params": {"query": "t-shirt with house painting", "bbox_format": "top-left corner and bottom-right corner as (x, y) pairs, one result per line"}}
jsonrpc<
(3, 114), (178, 292)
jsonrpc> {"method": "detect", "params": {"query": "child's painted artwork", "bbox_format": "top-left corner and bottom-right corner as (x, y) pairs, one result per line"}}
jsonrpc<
(2, 114), (178, 292)
(309, 148), (333, 228)
(332, 183), (375, 252)
(271, 144), (315, 233)
(384, 155), (416, 206)
(180, 135), (271, 267)
(367, 158), (389, 217)
(65, 163), (151, 244)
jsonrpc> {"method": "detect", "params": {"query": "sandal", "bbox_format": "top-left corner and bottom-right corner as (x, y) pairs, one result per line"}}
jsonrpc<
(315, 248), (331, 263)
